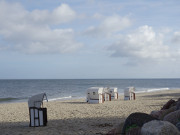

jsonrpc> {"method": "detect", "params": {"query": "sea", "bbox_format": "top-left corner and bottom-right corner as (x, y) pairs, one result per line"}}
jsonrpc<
(0, 79), (180, 103)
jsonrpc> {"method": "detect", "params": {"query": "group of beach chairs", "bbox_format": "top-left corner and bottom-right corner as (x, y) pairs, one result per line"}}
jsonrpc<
(27, 86), (136, 127)
(86, 86), (136, 104)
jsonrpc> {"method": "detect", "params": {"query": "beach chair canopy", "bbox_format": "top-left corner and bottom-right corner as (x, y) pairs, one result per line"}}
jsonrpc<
(103, 87), (110, 94)
(124, 87), (135, 93)
(124, 87), (136, 100)
(109, 87), (118, 96)
(129, 87), (135, 92)
(28, 93), (48, 108)
(86, 87), (104, 100)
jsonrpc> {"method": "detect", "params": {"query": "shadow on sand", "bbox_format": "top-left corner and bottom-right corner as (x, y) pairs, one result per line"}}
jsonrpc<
(0, 116), (125, 135)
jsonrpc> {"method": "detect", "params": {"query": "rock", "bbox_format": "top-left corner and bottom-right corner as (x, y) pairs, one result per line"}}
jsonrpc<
(106, 122), (124, 135)
(176, 122), (180, 131)
(106, 128), (116, 135)
(151, 110), (162, 119)
(161, 99), (176, 110)
(126, 127), (141, 135)
(141, 120), (180, 135)
(122, 112), (158, 134)
(114, 122), (124, 135)
(163, 110), (180, 125)
(176, 101), (180, 110)
(171, 101), (178, 107)
(178, 98), (180, 102)
(158, 106), (176, 120)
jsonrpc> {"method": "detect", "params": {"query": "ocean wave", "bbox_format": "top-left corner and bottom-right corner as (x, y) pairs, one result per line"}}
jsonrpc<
(147, 87), (170, 92)
(48, 96), (72, 101)
(135, 87), (170, 93)
(0, 97), (19, 102)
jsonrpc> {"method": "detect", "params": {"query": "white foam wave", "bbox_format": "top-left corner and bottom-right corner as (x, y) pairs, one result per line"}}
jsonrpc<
(147, 87), (170, 92)
(48, 96), (72, 101)
(135, 90), (147, 94)
(135, 87), (170, 93)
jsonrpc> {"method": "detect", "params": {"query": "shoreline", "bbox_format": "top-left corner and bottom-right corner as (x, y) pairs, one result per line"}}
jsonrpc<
(1, 88), (179, 104)
(0, 89), (179, 135)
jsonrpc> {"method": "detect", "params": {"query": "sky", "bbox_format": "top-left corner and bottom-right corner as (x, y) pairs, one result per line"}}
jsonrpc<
(0, 0), (180, 79)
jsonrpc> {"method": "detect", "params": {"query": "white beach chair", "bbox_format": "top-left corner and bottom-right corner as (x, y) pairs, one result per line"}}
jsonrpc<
(86, 87), (104, 104)
(28, 93), (48, 127)
(109, 87), (118, 99)
(124, 87), (135, 100)
(104, 87), (111, 101)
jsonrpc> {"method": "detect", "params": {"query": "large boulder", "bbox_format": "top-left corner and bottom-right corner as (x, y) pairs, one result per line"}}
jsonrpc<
(141, 120), (180, 135)
(122, 112), (158, 134)
(150, 110), (162, 119)
(159, 106), (176, 120)
(176, 122), (180, 131)
(107, 122), (124, 135)
(151, 106), (176, 120)
(176, 101), (180, 110)
(161, 99), (175, 110)
(126, 127), (141, 135)
(163, 110), (180, 125)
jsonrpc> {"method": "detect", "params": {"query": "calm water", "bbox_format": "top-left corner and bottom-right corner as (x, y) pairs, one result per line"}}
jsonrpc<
(0, 79), (180, 103)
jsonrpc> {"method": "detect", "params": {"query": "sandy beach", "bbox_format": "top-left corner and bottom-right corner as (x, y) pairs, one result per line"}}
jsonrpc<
(0, 89), (180, 135)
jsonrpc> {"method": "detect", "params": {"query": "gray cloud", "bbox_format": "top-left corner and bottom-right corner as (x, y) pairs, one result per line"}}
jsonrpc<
(0, 1), (82, 54)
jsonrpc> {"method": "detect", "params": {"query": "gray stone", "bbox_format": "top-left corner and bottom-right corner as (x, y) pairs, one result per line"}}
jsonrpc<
(150, 110), (161, 119)
(159, 106), (176, 120)
(151, 106), (176, 120)
(141, 120), (180, 135)
(176, 101), (180, 110)
(163, 110), (180, 125)
(176, 122), (180, 131)
(122, 112), (157, 134)
(161, 99), (175, 110)
(126, 127), (141, 135)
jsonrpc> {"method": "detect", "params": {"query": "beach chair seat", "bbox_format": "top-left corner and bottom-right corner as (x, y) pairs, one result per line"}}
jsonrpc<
(28, 93), (48, 127)
(124, 87), (135, 100)
(29, 107), (47, 127)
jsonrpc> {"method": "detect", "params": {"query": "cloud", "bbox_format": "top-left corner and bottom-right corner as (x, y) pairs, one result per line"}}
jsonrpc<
(0, 1), (82, 54)
(30, 4), (76, 25)
(172, 31), (180, 43)
(84, 14), (131, 37)
(10, 28), (82, 54)
(108, 25), (173, 62)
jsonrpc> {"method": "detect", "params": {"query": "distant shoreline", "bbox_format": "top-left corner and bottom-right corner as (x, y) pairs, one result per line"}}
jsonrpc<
(0, 78), (180, 80)
(1, 88), (179, 104)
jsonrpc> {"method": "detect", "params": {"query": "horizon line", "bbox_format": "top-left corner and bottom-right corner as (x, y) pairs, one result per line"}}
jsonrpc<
(0, 78), (180, 80)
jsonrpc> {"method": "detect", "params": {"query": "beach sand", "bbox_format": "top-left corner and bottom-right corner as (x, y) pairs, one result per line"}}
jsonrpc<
(0, 89), (179, 135)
